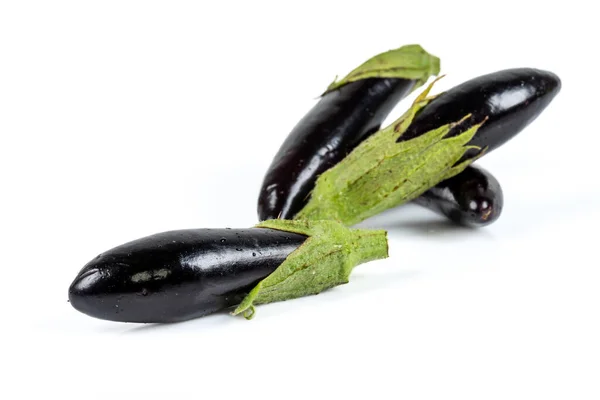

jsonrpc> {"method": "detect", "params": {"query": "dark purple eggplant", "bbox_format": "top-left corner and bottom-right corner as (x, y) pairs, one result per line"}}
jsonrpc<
(414, 165), (503, 227)
(403, 69), (559, 226)
(258, 77), (416, 221)
(69, 228), (306, 323)
(398, 68), (562, 158)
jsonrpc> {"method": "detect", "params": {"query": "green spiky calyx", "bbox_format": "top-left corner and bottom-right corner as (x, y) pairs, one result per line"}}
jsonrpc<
(232, 219), (388, 319)
(296, 79), (486, 226)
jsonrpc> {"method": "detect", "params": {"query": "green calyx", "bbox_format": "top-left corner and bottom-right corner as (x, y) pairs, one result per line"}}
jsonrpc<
(324, 44), (441, 95)
(295, 78), (487, 226)
(232, 219), (388, 319)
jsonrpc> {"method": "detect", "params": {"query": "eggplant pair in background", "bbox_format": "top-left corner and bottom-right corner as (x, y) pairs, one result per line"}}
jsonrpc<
(259, 67), (561, 226)
(69, 45), (561, 324)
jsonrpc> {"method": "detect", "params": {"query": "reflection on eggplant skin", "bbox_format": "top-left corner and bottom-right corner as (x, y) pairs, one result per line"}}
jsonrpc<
(488, 85), (535, 113)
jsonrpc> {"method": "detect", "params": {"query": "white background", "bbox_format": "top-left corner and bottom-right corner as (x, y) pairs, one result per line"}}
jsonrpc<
(1, 1), (598, 399)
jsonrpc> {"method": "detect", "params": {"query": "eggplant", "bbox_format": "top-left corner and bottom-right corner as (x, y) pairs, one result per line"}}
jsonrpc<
(69, 228), (306, 323)
(258, 77), (416, 221)
(404, 68), (560, 226)
(414, 165), (503, 227)
(407, 68), (560, 226)
(398, 68), (562, 156)
(257, 44), (441, 221)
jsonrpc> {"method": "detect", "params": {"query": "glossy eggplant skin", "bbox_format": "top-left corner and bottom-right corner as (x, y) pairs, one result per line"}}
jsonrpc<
(414, 165), (503, 228)
(398, 68), (561, 156)
(258, 77), (416, 221)
(68, 228), (307, 323)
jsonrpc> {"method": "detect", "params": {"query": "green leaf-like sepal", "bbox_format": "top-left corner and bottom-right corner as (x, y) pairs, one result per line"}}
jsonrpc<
(296, 78), (486, 226)
(232, 219), (388, 319)
(324, 44), (441, 95)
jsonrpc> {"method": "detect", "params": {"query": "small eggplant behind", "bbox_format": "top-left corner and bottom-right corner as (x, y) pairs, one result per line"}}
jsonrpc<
(258, 45), (441, 221)
(69, 228), (306, 323)
(259, 77), (415, 221)
(414, 165), (503, 228)
(398, 68), (562, 158)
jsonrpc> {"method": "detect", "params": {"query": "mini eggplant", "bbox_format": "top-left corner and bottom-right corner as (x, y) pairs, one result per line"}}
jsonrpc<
(69, 228), (307, 323)
(413, 165), (503, 227)
(69, 220), (389, 323)
(258, 78), (414, 221)
(258, 45), (440, 221)
(398, 68), (562, 156)
(403, 68), (559, 226)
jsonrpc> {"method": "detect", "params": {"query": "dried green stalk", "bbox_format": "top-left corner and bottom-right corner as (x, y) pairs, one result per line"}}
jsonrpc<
(296, 79), (486, 225)
(324, 44), (441, 94)
(232, 219), (388, 319)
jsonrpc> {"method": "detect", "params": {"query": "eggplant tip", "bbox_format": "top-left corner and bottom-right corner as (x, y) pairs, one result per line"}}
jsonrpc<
(68, 268), (103, 317)
(540, 69), (562, 95)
